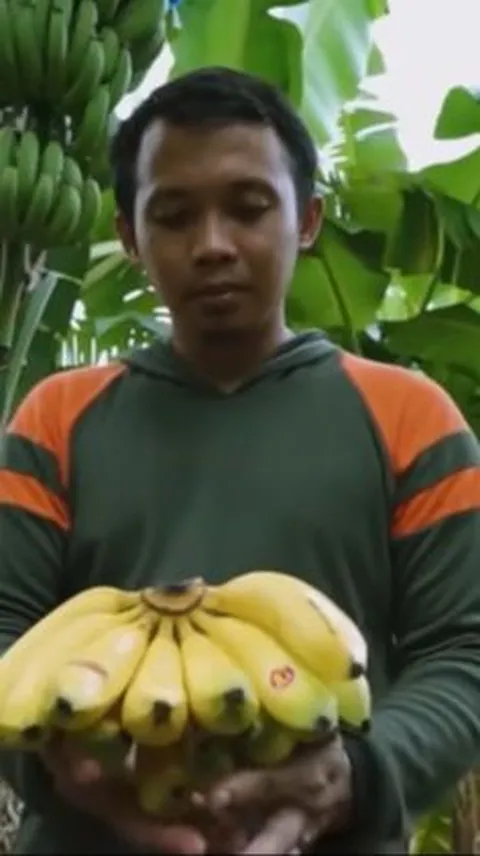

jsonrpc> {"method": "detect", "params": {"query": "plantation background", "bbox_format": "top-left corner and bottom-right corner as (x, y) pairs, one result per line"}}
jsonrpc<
(0, 0), (479, 850)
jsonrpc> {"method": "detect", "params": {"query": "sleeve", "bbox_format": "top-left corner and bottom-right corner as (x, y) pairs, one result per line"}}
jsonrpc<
(346, 374), (480, 844)
(0, 376), (70, 808)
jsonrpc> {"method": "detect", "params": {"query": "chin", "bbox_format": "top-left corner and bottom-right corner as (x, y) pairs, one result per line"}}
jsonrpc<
(193, 308), (253, 335)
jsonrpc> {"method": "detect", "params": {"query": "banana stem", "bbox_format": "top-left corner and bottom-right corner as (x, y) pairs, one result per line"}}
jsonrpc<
(0, 241), (28, 351)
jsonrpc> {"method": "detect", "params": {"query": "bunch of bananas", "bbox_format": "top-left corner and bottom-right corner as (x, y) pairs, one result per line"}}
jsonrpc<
(0, 571), (372, 820)
(0, 0), (167, 215)
(0, 127), (101, 245)
(0, 0), (166, 110)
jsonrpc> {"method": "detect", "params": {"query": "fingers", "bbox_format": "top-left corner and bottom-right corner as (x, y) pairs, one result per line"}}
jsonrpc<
(41, 734), (105, 791)
(41, 734), (207, 854)
(206, 763), (315, 814)
(207, 736), (348, 816)
(240, 808), (307, 855)
(80, 772), (207, 854)
(115, 812), (207, 855)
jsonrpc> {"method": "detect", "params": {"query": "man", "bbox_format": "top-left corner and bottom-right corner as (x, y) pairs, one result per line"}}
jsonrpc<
(0, 66), (479, 855)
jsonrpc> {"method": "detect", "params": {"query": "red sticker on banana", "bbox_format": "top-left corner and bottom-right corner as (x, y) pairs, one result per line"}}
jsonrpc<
(269, 665), (295, 689)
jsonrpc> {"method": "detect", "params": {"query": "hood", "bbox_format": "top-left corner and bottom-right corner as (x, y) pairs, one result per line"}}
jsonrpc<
(123, 329), (337, 391)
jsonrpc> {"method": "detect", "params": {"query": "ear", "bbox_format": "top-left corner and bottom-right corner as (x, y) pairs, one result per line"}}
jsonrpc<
(298, 196), (324, 251)
(115, 211), (140, 264)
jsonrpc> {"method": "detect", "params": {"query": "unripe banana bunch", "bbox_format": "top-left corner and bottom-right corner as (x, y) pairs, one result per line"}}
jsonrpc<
(0, 572), (372, 819)
(64, 2), (136, 119)
(106, 0), (166, 67)
(0, 126), (101, 245)
(0, 0), (155, 112)
(64, 0), (165, 120)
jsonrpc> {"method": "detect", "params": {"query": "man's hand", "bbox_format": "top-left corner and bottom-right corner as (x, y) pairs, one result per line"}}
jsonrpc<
(41, 733), (207, 854)
(197, 733), (354, 855)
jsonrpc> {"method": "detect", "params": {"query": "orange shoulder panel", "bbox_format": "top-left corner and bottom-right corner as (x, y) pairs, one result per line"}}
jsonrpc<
(340, 351), (469, 475)
(340, 351), (480, 536)
(0, 472), (69, 530)
(8, 363), (126, 487)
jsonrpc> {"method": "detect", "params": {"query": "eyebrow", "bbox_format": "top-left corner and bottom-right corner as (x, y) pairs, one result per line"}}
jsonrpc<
(147, 178), (277, 205)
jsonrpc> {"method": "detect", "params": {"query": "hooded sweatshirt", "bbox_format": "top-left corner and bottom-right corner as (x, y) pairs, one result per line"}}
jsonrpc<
(0, 330), (480, 854)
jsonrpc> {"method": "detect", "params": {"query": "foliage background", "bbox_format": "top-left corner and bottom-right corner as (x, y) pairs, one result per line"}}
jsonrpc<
(1, 0), (480, 850)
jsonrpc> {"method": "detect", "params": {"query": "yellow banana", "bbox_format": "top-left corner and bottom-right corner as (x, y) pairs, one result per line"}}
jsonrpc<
(0, 608), (138, 746)
(121, 616), (188, 746)
(178, 616), (259, 736)
(135, 743), (192, 820)
(205, 570), (367, 684)
(0, 586), (141, 704)
(333, 674), (372, 733)
(237, 714), (299, 767)
(51, 605), (154, 731)
(194, 610), (338, 736)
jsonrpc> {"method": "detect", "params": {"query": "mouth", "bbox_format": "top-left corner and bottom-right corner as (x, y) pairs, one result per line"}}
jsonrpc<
(189, 283), (248, 302)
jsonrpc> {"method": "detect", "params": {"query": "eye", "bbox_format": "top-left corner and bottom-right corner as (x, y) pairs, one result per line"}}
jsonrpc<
(233, 201), (271, 222)
(151, 210), (192, 229)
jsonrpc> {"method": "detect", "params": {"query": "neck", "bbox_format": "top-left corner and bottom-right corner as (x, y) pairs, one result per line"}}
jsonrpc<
(171, 317), (293, 391)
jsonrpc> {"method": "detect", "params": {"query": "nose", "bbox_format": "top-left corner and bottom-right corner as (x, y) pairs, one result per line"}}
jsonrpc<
(191, 213), (238, 266)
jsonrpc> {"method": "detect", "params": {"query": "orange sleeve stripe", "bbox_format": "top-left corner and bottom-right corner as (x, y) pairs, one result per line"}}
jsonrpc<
(392, 467), (480, 538)
(8, 363), (126, 486)
(340, 352), (469, 475)
(0, 471), (70, 530)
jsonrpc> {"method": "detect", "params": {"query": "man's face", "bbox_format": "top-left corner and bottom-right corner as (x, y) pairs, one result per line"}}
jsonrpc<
(119, 119), (321, 338)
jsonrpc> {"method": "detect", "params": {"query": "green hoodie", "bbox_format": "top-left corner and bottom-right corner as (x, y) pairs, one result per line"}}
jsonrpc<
(1, 331), (480, 854)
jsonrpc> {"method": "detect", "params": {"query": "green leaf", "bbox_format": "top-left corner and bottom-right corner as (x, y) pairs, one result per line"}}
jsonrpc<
(82, 253), (149, 317)
(12, 330), (60, 407)
(411, 803), (452, 855)
(365, 0), (389, 17)
(435, 195), (473, 248)
(465, 206), (480, 239)
(42, 245), (90, 336)
(383, 305), (480, 379)
(418, 145), (480, 207)
(282, 0), (379, 146)
(338, 176), (403, 235)
(366, 41), (387, 76)
(434, 85), (480, 140)
(92, 310), (165, 351)
(170, 2), (304, 104)
(1, 272), (59, 422)
(335, 102), (408, 175)
(242, 13), (304, 105)
(450, 243), (480, 295)
(385, 190), (441, 275)
(287, 221), (388, 336)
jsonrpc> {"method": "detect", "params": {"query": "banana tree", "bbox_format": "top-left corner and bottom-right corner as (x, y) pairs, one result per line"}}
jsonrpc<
(0, 0), (172, 425)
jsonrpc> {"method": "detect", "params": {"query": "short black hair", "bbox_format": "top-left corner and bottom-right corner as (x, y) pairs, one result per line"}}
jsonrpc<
(110, 66), (318, 228)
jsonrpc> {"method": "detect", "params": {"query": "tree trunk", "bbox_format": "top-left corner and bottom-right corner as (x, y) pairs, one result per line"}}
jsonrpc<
(0, 781), (21, 854)
(452, 770), (480, 854)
